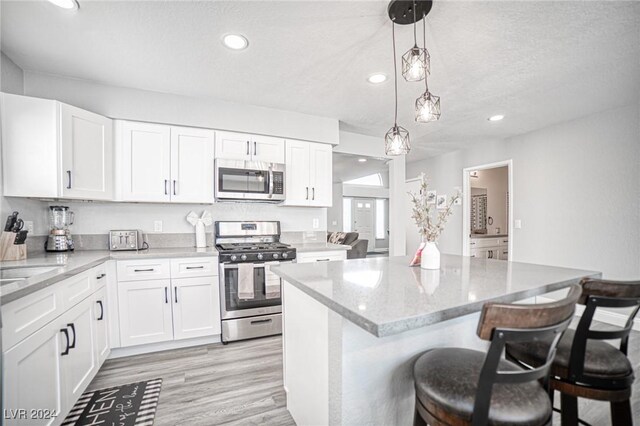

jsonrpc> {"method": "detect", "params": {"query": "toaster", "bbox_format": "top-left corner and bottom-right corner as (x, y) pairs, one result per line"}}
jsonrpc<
(109, 230), (145, 251)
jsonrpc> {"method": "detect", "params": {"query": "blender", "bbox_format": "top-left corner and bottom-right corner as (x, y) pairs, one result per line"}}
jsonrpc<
(45, 206), (75, 252)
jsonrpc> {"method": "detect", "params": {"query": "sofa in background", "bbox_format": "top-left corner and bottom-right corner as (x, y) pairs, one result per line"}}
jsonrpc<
(327, 232), (368, 259)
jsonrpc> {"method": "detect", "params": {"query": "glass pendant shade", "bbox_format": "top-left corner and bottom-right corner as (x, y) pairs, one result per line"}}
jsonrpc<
(402, 46), (430, 82)
(415, 90), (441, 122)
(384, 125), (411, 155)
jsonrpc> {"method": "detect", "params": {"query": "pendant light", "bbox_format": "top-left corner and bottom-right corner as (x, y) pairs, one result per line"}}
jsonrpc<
(385, 21), (411, 156)
(415, 13), (441, 122)
(401, 1), (429, 82)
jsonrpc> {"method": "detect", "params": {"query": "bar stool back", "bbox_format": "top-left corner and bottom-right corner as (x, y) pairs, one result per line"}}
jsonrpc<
(413, 284), (582, 426)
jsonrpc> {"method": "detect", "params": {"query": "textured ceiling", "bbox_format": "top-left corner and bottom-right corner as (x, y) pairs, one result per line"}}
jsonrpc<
(2, 1), (639, 161)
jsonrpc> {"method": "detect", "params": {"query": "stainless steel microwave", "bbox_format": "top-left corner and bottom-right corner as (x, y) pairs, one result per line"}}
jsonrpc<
(215, 159), (285, 202)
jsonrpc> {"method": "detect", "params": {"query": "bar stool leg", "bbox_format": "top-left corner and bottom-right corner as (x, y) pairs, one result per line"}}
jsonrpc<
(560, 393), (579, 426)
(610, 399), (632, 426)
(413, 399), (427, 426)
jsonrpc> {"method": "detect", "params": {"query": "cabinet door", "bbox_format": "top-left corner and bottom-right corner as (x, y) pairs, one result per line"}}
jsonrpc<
(118, 280), (173, 346)
(308, 142), (333, 207)
(3, 320), (65, 426)
(93, 285), (110, 365)
(251, 135), (285, 164)
(215, 131), (251, 161)
(118, 121), (171, 202)
(284, 140), (311, 206)
(171, 277), (221, 340)
(170, 126), (215, 203)
(60, 103), (113, 200)
(61, 298), (98, 406)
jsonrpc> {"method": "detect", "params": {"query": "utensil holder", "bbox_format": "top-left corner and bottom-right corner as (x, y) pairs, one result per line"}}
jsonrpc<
(0, 231), (27, 261)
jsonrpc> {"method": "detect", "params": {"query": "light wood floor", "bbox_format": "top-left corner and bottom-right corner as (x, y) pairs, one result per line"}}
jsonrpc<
(90, 326), (639, 426)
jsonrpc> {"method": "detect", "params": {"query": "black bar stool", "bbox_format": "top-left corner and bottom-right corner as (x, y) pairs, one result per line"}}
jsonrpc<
(413, 284), (582, 426)
(506, 278), (640, 426)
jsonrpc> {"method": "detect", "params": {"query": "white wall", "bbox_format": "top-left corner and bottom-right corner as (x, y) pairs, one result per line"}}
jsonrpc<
(1, 52), (24, 95)
(407, 103), (640, 279)
(327, 183), (343, 232)
(471, 167), (508, 234)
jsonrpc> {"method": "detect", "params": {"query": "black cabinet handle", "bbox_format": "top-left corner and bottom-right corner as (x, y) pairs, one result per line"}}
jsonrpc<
(250, 318), (273, 325)
(165, 287), (169, 304)
(185, 266), (204, 270)
(312, 187), (315, 200)
(254, 141), (257, 156)
(316, 258), (331, 262)
(164, 179), (168, 195)
(66, 170), (72, 189)
(305, 187), (309, 200)
(174, 287), (178, 303)
(68, 323), (76, 349)
(96, 273), (106, 280)
(173, 180), (177, 195)
(60, 328), (70, 356)
(97, 300), (104, 321)
(134, 268), (154, 272)
(246, 141), (250, 155)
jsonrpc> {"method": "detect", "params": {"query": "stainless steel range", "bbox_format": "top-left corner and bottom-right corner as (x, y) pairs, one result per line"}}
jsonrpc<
(215, 221), (296, 343)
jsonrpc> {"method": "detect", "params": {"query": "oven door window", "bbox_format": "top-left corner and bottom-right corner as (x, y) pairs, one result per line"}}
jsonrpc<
(223, 265), (281, 311)
(218, 168), (269, 194)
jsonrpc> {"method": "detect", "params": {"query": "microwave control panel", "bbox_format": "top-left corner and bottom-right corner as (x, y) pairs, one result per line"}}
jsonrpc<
(273, 172), (284, 195)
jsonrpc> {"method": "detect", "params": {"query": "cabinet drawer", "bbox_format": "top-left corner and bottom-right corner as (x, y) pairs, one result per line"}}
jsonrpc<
(2, 285), (64, 350)
(117, 259), (170, 282)
(470, 238), (502, 248)
(498, 238), (509, 247)
(61, 270), (94, 310)
(170, 257), (218, 278)
(296, 251), (347, 263)
(93, 263), (108, 289)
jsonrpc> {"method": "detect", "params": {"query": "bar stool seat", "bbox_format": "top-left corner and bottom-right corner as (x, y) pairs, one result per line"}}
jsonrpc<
(414, 348), (552, 425)
(506, 329), (633, 380)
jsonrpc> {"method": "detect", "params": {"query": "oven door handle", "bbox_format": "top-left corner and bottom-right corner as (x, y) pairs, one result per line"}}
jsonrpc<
(268, 165), (274, 199)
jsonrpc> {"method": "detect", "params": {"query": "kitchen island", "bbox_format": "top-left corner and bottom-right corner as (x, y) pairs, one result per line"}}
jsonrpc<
(270, 255), (599, 426)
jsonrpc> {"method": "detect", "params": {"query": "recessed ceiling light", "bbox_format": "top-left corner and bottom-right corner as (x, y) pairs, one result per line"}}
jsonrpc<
(222, 34), (249, 50)
(47, 0), (78, 10)
(358, 158), (367, 163)
(367, 73), (387, 84)
(488, 114), (505, 122)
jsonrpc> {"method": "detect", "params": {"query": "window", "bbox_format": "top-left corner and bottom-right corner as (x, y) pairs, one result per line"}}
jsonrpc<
(376, 199), (386, 239)
(343, 198), (352, 232)
(344, 173), (383, 187)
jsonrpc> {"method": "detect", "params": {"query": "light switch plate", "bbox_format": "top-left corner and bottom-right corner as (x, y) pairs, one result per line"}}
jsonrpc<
(312, 218), (320, 229)
(514, 219), (522, 229)
(154, 220), (163, 232)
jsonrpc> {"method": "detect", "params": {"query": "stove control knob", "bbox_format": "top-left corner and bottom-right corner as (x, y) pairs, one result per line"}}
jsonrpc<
(241, 254), (247, 261)
(257, 253), (264, 260)
(272, 253), (279, 259)
(230, 255), (237, 261)
(282, 252), (288, 259)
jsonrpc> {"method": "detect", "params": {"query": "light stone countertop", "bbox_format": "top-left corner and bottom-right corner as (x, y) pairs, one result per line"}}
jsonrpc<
(270, 254), (600, 338)
(289, 242), (351, 253)
(0, 247), (219, 305)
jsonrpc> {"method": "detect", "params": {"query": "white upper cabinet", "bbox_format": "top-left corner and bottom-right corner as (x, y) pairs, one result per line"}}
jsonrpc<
(284, 140), (332, 207)
(1, 93), (113, 200)
(116, 121), (215, 203)
(215, 131), (285, 163)
(170, 126), (215, 203)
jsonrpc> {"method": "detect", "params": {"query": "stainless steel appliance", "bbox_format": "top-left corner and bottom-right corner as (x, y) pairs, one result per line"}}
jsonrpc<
(109, 229), (146, 251)
(45, 206), (74, 252)
(215, 221), (296, 343)
(215, 159), (285, 202)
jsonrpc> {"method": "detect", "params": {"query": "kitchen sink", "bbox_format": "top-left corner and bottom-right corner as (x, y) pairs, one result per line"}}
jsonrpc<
(0, 265), (61, 283)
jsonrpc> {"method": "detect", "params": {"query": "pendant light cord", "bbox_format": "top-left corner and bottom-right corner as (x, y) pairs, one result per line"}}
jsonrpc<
(423, 12), (429, 92)
(412, 0), (418, 47)
(392, 21), (398, 126)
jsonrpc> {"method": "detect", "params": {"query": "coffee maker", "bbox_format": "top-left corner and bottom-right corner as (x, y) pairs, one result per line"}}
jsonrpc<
(45, 206), (75, 252)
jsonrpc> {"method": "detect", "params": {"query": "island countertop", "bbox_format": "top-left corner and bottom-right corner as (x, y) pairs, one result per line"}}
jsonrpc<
(270, 254), (599, 337)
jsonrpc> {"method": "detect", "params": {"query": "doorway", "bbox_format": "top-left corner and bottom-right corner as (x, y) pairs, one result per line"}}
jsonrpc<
(462, 160), (513, 261)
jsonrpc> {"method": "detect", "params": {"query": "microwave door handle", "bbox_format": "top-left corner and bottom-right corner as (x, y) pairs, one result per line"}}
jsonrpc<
(268, 165), (274, 199)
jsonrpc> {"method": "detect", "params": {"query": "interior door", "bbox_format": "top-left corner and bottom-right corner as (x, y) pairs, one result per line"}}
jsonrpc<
(215, 131), (252, 161)
(251, 135), (285, 164)
(119, 121), (171, 202)
(284, 140), (311, 206)
(118, 280), (174, 346)
(308, 142), (332, 207)
(352, 199), (374, 252)
(170, 126), (215, 203)
(171, 277), (221, 340)
(3, 320), (65, 426)
(60, 103), (113, 200)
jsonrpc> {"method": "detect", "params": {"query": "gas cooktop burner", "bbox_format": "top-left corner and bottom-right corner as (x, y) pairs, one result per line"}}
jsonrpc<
(216, 242), (291, 252)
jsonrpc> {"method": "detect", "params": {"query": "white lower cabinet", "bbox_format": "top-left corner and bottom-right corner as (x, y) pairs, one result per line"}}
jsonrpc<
(172, 277), (221, 340)
(94, 285), (110, 365)
(118, 279), (174, 346)
(296, 250), (347, 263)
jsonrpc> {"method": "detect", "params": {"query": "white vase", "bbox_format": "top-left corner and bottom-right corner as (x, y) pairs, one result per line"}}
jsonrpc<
(421, 241), (441, 270)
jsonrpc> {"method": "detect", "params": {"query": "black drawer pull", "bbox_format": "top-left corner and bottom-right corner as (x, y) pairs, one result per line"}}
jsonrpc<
(134, 268), (154, 272)
(250, 318), (273, 325)
(165, 287), (169, 304)
(316, 259), (330, 262)
(96, 273), (106, 280)
(68, 323), (76, 349)
(185, 266), (204, 270)
(174, 286), (178, 303)
(97, 300), (104, 321)
(60, 328), (70, 356)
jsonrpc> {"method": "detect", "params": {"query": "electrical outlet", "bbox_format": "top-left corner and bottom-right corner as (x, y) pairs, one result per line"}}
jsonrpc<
(514, 219), (522, 229)
(154, 220), (163, 232)
(24, 221), (34, 234)
(312, 218), (320, 229)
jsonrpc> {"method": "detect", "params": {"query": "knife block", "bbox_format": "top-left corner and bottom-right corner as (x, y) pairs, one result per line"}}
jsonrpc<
(0, 231), (27, 261)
